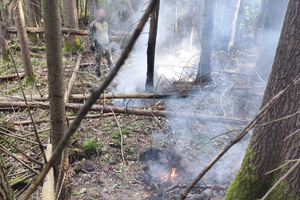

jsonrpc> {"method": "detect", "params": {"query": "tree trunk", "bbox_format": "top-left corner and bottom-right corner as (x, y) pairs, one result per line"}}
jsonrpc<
(0, 0), (12, 62)
(42, 0), (70, 199)
(0, 155), (13, 200)
(24, 0), (42, 43)
(195, 0), (215, 84)
(228, 0), (241, 51)
(63, 0), (80, 51)
(254, 0), (267, 42)
(145, 0), (160, 93)
(226, 0), (300, 199)
(88, 0), (98, 23)
(15, 0), (33, 76)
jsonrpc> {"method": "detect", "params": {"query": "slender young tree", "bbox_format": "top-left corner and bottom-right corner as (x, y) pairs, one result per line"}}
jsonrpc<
(195, 0), (216, 84)
(24, 0), (42, 43)
(15, 0), (33, 76)
(42, 0), (70, 199)
(145, 0), (160, 92)
(63, 0), (80, 50)
(0, 155), (13, 200)
(226, 0), (300, 199)
(228, 0), (241, 51)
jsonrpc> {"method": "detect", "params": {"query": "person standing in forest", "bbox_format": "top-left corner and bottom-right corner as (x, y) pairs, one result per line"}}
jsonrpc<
(88, 9), (114, 77)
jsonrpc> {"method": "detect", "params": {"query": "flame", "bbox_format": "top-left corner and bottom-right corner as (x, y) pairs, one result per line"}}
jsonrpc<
(171, 168), (176, 178)
(162, 168), (177, 180)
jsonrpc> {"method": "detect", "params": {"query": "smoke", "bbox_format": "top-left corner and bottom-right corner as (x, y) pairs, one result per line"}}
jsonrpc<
(105, 0), (287, 185)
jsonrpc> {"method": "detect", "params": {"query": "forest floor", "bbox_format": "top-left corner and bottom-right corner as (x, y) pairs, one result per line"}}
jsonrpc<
(0, 38), (265, 199)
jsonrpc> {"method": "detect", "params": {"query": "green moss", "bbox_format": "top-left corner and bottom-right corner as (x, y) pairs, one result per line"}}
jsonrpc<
(23, 73), (36, 86)
(82, 139), (103, 158)
(1, 53), (10, 63)
(225, 147), (263, 200)
(110, 130), (131, 148)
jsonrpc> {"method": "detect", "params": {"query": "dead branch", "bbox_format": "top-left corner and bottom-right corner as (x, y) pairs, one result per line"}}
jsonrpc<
(0, 101), (248, 125)
(65, 55), (82, 102)
(10, 173), (36, 187)
(13, 113), (115, 125)
(21, 1), (160, 199)
(0, 92), (183, 101)
(5, 27), (131, 37)
(0, 72), (26, 80)
(178, 74), (300, 200)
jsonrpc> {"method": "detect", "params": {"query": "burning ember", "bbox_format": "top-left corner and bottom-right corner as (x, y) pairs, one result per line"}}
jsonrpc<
(163, 168), (177, 180)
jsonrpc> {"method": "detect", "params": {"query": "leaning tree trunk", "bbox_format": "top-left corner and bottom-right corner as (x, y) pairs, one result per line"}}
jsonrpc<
(145, 0), (160, 93)
(15, 0), (33, 76)
(226, 0), (300, 199)
(63, 0), (80, 51)
(228, 0), (241, 51)
(195, 0), (215, 84)
(42, 0), (70, 199)
(0, 155), (13, 200)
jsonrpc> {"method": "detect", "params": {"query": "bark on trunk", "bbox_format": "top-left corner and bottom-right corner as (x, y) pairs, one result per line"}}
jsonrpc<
(0, 0), (12, 59)
(63, 0), (80, 50)
(88, 0), (98, 23)
(145, 0), (160, 93)
(0, 155), (13, 200)
(42, 0), (70, 199)
(15, 0), (33, 76)
(226, 0), (300, 199)
(195, 0), (215, 84)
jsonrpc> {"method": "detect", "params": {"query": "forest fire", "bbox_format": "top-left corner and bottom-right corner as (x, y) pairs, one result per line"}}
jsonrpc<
(163, 168), (177, 180)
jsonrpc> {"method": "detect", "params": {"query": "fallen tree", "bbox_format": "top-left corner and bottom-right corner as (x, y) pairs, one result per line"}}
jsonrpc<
(0, 72), (26, 80)
(6, 27), (131, 37)
(0, 92), (184, 101)
(0, 101), (248, 125)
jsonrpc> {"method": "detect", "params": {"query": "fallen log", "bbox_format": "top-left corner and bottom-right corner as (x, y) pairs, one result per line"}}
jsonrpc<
(13, 113), (116, 125)
(0, 101), (248, 125)
(0, 72), (26, 80)
(0, 92), (183, 101)
(6, 27), (131, 37)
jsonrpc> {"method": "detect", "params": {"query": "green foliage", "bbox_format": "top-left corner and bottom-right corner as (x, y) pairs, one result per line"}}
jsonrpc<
(63, 36), (83, 52)
(82, 139), (103, 158)
(240, 0), (261, 34)
(110, 130), (131, 148)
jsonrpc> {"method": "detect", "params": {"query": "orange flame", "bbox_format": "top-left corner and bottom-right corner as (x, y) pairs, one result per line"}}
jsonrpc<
(171, 168), (176, 178)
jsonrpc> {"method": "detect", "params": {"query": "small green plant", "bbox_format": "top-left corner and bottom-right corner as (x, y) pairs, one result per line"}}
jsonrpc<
(82, 139), (103, 158)
(23, 73), (36, 86)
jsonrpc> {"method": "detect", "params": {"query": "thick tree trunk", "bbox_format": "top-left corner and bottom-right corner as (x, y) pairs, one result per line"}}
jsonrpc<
(63, 0), (80, 50)
(42, 0), (70, 199)
(145, 0), (159, 93)
(195, 0), (215, 84)
(15, 0), (33, 76)
(0, 155), (13, 200)
(226, 0), (300, 199)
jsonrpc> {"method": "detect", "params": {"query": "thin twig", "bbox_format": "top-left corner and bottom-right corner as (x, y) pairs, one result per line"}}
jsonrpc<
(110, 108), (126, 164)
(10, 173), (36, 186)
(21, 1), (159, 199)
(0, 128), (39, 145)
(284, 129), (300, 141)
(7, 44), (47, 163)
